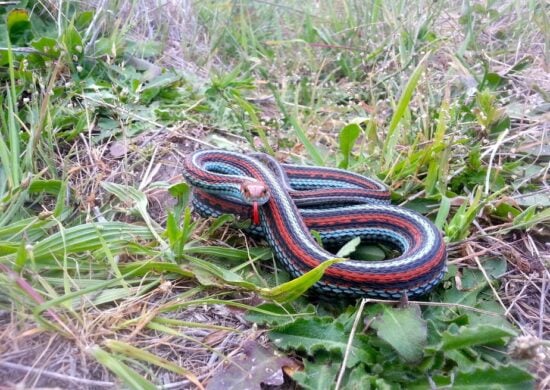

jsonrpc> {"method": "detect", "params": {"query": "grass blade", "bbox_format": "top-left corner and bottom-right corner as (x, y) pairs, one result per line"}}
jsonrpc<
(91, 346), (156, 390)
(105, 340), (205, 389)
(383, 52), (430, 168)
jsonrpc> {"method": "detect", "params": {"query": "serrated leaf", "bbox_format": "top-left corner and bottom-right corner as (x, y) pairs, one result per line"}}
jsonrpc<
(269, 317), (374, 367)
(453, 364), (533, 389)
(207, 341), (295, 390)
(441, 324), (516, 350)
(340, 364), (376, 390)
(371, 304), (427, 362)
(292, 351), (339, 390)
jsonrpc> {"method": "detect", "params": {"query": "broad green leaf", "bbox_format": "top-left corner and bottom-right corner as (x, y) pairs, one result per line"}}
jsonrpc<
(292, 351), (339, 390)
(259, 258), (344, 303)
(467, 300), (516, 331)
(7, 9), (33, 45)
(441, 324), (516, 350)
(440, 266), (493, 308)
(485, 72), (503, 89)
(29, 37), (60, 66)
(31, 37), (59, 55)
(91, 346), (156, 390)
(352, 244), (386, 261)
(444, 349), (476, 370)
(338, 123), (361, 169)
(460, 267), (487, 290)
(28, 179), (62, 195)
(336, 237), (361, 257)
(453, 364), (533, 389)
(443, 281), (485, 307)
(371, 304), (427, 362)
(481, 257), (507, 279)
(62, 24), (83, 57)
(409, 364), (533, 389)
(402, 198), (440, 214)
(168, 182), (191, 208)
(339, 364), (377, 390)
(269, 317), (374, 367)
(74, 10), (95, 30)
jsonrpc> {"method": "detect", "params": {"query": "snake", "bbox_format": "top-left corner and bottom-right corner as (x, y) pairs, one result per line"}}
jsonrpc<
(182, 149), (447, 299)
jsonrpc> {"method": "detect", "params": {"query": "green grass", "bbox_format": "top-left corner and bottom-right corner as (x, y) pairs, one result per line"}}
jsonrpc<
(0, 0), (548, 388)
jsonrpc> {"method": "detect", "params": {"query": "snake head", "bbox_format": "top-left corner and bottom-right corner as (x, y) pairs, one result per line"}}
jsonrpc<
(240, 181), (269, 225)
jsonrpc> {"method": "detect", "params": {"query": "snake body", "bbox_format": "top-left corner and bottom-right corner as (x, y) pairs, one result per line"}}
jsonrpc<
(182, 150), (447, 299)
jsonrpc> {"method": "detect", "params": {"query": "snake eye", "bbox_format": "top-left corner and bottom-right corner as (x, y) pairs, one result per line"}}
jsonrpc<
(261, 189), (267, 196)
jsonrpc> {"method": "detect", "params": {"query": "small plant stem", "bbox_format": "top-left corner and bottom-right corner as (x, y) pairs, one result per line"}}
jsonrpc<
(335, 298), (367, 390)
